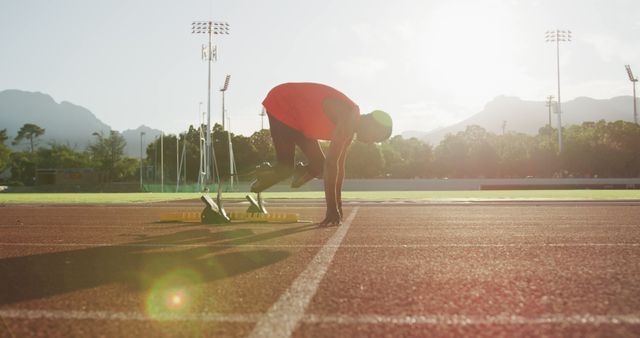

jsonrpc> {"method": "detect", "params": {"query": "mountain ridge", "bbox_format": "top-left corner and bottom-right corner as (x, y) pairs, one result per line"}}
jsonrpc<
(0, 89), (161, 156)
(403, 95), (639, 145)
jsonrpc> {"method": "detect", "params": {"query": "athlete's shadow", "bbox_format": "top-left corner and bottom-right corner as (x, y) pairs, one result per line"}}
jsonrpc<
(0, 223), (316, 305)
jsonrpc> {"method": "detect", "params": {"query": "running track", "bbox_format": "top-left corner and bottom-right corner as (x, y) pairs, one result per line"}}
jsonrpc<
(1, 200), (639, 337)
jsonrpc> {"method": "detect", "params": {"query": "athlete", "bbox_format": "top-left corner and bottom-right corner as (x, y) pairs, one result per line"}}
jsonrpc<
(251, 82), (392, 226)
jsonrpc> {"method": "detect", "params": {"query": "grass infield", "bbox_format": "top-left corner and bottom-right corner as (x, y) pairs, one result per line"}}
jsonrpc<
(1, 190), (640, 204)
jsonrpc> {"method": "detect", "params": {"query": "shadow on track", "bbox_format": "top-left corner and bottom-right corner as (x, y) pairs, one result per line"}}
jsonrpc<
(0, 223), (317, 305)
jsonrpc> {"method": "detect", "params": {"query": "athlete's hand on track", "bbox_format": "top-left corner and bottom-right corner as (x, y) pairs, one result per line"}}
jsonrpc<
(318, 209), (342, 227)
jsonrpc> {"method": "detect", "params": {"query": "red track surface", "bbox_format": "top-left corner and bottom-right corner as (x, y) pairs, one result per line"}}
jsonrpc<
(1, 201), (640, 337)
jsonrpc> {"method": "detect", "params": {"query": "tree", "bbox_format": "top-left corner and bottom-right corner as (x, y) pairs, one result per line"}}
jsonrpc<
(12, 123), (45, 154)
(249, 129), (276, 166)
(345, 142), (385, 178)
(114, 157), (140, 181)
(493, 132), (533, 177)
(88, 131), (127, 182)
(433, 131), (470, 178)
(231, 134), (259, 176)
(0, 129), (11, 174)
(381, 136), (433, 178)
(9, 152), (36, 186)
(36, 144), (93, 169)
(433, 126), (500, 178)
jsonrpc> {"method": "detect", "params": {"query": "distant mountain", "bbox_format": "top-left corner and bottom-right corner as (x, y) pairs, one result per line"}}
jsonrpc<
(0, 90), (162, 157)
(405, 96), (638, 145)
(0, 90), (111, 150)
(121, 125), (162, 158)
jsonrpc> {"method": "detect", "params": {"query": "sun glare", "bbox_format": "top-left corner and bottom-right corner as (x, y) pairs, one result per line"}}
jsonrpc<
(169, 291), (184, 308)
(418, 2), (519, 102)
(145, 269), (202, 320)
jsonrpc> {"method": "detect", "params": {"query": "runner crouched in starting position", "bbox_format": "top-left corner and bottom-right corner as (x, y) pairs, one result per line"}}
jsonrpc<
(251, 82), (392, 226)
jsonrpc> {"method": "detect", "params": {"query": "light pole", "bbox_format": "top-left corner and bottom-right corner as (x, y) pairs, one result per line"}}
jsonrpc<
(220, 74), (236, 190)
(625, 65), (638, 124)
(197, 102), (205, 190)
(259, 107), (267, 130)
(139, 131), (145, 191)
(221, 75), (231, 129)
(545, 95), (555, 128)
(192, 21), (230, 189)
(160, 132), (164, 193)
(545, 29), (572, 153)
(176, 135), (179, 192)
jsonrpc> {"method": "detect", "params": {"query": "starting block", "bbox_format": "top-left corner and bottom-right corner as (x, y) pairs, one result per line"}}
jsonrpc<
(159, 211), (299, 223)
(229, 211), (299, 223)
(200, 194), (231, 224)
(246, 192), (267, 214)
(158, 192), (299, 224)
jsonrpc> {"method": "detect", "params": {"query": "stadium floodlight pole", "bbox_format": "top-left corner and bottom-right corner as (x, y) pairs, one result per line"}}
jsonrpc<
(260, 107), (266, 130)
(197, 102), (205, 190)
(139, 131), (145, 191)
(220, 74), (237, 190)
(176, 136), (179, 192)
(625, 65), (638, 124)
(160, 132), (164, 193)
(545, 95), (555, 128)
(221, 74), (231, 129)
(192, 20), (230, 187)
(154, 136), (158, 183)
(545, 29), (572, 153)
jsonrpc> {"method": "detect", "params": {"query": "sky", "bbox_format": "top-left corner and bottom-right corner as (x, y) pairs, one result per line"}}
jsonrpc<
(1, 0), (640, 137)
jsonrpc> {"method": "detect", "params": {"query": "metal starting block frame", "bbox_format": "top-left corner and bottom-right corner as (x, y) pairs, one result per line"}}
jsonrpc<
(199, 192), (269, 225)
(160, 188), (302, 224)
(200, 194), (231, 224)
(246, 192), (267, 214)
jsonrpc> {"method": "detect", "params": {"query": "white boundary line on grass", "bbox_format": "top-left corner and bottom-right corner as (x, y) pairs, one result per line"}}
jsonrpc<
(2, 309), (640, 326)
(247, 207), (360, 338)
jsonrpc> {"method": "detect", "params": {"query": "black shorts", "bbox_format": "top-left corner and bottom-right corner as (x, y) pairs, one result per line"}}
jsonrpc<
(267, 112), (324, 175)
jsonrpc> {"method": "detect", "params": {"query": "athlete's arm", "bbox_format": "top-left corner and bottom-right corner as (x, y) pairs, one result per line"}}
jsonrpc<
(335, 138), (351, 219)
(321, 98), (357, 225)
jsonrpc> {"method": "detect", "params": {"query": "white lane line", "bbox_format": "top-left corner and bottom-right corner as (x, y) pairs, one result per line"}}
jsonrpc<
(303, 313), (640, 325)
(1, 242), (639, 249)
(2, 309), (640, 326)
(247, 207), (360, 338)
(0, 309), (259, 322)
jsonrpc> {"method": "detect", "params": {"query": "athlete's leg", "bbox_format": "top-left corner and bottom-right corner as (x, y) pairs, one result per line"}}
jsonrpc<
(250, 113), (296, 193)
(291, 137), (325, 188)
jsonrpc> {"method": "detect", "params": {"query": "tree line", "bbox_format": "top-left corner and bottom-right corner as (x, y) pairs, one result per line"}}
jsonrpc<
(1, 119), (640, 186)
(1, 124), (138, 186)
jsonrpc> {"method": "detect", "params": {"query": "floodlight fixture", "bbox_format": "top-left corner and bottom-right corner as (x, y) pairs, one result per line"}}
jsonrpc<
(191, 21), (230, 35)
(220, 74), (231, 92)
(626, 65), (638, 82)
(625, 65), (638, 124)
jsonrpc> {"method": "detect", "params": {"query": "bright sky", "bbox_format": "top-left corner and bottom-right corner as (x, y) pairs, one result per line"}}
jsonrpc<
(1, 0), (639, 136)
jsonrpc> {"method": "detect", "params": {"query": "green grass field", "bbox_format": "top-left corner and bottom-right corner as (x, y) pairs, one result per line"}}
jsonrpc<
(1, 190), (640, 204)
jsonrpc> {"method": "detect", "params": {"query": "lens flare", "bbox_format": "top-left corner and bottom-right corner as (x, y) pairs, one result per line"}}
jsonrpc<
(171, 293), (182, 306)
(167, 289), (186, 309)
(145, 269), (202, 321)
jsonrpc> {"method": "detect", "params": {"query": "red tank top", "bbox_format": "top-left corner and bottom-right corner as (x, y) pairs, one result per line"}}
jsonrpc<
(262, 82), (359, 140)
